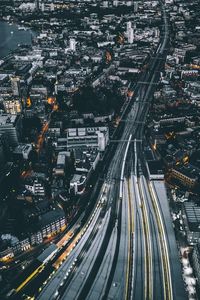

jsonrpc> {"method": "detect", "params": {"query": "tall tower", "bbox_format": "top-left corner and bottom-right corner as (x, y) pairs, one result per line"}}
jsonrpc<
(50, 3), (55, 11)
(35, 0), (40, 11)
(69, 38), (76, 52)
(127, 22), (134, 44)
(134, 1), (138, 13)
(41, 2), (45, 12)
(127, 21), (132, 32)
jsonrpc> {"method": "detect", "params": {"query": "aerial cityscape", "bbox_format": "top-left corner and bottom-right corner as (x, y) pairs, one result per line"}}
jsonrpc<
(0, 0), (200, 299)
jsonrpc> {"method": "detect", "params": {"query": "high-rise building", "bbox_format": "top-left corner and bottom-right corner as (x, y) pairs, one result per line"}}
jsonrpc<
(134, 1), (138, 13)
(69, 38), (76, 52)
(50, 3), (55, 11)
(35, 0), (40, 11)
(0, 114), (22, 147)
(41, 3), (45, 12)
(155, 28), (159, 38)
(127, 21), (132, 32)
(127, 21), (134, 44)
(10, 76), (21, 97)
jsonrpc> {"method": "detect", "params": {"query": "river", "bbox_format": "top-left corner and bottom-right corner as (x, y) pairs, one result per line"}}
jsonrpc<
(0, 21), (35, 59)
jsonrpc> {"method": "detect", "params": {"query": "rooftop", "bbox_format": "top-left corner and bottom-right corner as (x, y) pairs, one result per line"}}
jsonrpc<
(0, 114), (18, 126)
(184, 202), (200, 232)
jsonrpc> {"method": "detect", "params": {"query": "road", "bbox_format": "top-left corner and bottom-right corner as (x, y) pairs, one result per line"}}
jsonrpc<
(12, 1), (187, 300)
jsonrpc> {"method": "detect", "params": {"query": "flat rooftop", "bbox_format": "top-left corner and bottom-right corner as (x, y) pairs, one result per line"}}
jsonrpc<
(0, 114), (17, 125)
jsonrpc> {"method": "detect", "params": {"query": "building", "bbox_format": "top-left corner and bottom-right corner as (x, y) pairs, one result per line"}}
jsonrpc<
(170, 167), (198, 189)
(67, 127), (109, 152)
(182, 202), (200, 245)
(69, 38), (76, 52)
(0, 246), (14, 262)
(75, 148), (100, 173)
(70, 174), (86, 195)
(126, 1), (132, 7)
(25, 179), (45, 197)
(48, 121), (61, 137)
(53, 138), (68, 153)
(4, 99), (21, 115)
(134, 1), (138, 12)
(54, 152), (69, 177)
(0, 208), (65, 260)
(13, 143), (32, 160)
(103, 1), (108, 7)
(50, 3), (55, 11)
(10, 76), (20, 97)
(192, 242), (200, 294)
(37, 244), (58, 264)
(30, 209), (66, 243)
(0, 234), (30, 261)
(41, 2), (45, 12)
(127, 21), (134, 44)
(35, 0), (41, 11)
(0, 113), (22, 147)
